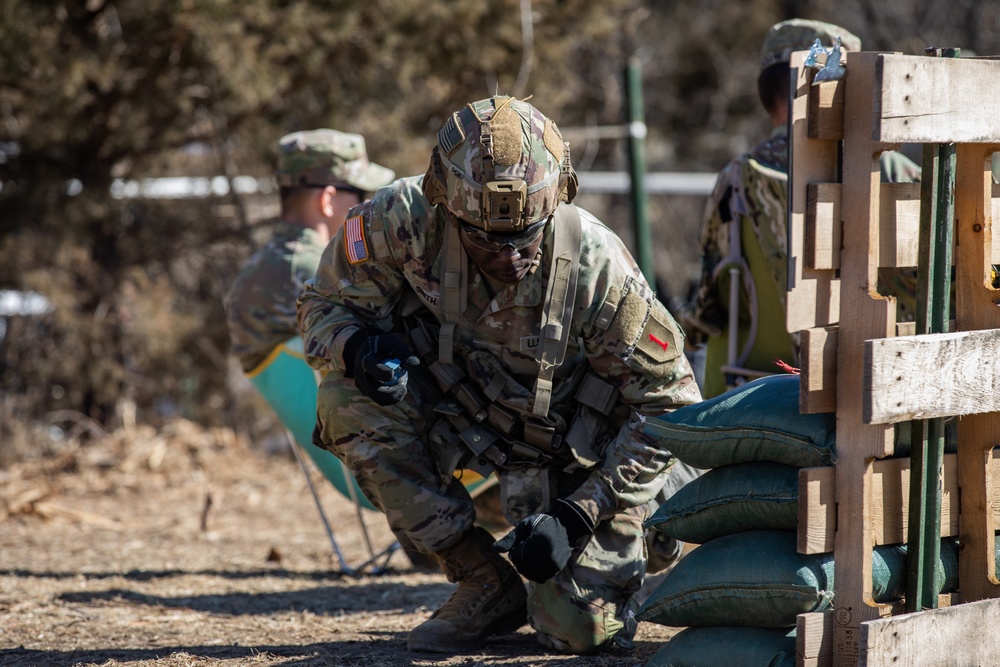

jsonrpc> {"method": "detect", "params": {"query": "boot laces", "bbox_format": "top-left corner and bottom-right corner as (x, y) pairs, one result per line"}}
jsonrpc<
(433, 562), (499, 620)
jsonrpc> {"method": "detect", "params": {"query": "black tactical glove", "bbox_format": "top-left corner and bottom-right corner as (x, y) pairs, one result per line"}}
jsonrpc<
(493, 498), (595, 583)
(342, 328), (420, 406)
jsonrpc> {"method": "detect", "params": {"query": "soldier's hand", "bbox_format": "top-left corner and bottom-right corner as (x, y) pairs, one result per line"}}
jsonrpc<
(343, 329), (420, 406)
(493, 499), (594, 583)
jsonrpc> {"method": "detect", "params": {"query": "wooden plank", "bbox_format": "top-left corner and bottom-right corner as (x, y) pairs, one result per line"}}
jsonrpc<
(799, 323), (919, 416)
(797, 611), (833, 667)
(858, 598), (1000, 667)
(803, 182), (1000, 272)
(798, 467), (836, 554)
(806, 183), (840, 270)
(797, 452), (988, 555)
(801, 183), (1000, 271)
(863, 329), (1000, 424)
(869, 457), (905, 547)
(832, 51), (898, 667)
(875, 54), (1000, 143)
(955, 143), (1000, 603)
(808, 80), (845, 141)
(786, 52), (841, 334)
(877, 183), (921, 269)
(995, 182), (1000, 262)
(868, 454), (963, 546)
(799, 326), (838, 414)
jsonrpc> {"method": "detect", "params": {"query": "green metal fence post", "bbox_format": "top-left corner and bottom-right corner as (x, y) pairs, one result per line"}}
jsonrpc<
(905, 45), (959, 613)
(625, 56), (654, 286)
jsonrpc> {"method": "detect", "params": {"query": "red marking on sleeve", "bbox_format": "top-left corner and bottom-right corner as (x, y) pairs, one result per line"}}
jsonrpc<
(649, 333), (669, 351)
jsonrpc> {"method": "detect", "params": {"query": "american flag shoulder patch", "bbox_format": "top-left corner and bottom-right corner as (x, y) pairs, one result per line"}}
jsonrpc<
(345, 215), (369, 264)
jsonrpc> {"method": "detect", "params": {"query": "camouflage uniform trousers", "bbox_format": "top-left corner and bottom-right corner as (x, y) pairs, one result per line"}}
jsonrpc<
(315, 371), (658, 652)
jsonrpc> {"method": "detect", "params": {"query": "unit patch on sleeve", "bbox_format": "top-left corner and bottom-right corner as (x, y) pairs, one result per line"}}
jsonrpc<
(344, 215), (369, 264)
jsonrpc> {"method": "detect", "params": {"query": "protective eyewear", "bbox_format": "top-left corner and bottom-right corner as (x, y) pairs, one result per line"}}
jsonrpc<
(459, 219), (547, 253)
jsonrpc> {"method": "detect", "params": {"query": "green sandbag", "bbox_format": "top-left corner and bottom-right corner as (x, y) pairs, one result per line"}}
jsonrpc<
(642, 373), (954, 469)
(645, 626), (796, 667)
(869, 537), (960, 602)
(638, 530), (971, 629)
(646, 462), (798, 544)
(638, 530), (834, 628)
(643, 375), (837, 469)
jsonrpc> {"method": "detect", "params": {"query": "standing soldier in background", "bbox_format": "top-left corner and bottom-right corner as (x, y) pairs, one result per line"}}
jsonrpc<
(225, 129), (394, 375)
(682, 19), (921, 399)
(297, 96), (702, 654)
(224, 130), (441, 568)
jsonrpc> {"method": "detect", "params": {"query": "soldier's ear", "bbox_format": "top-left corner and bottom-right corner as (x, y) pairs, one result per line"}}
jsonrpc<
(319, 186), (337, 217)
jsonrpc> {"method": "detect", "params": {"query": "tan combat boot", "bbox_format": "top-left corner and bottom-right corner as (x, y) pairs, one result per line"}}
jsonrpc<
(407, 527), (527, 653)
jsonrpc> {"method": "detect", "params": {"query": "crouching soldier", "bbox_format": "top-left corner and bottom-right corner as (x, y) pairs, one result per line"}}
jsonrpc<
(297, 95), (702, 654)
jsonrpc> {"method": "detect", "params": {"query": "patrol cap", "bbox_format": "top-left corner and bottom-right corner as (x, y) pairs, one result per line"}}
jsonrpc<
(275, 129), (395, 192)
(759, 19), (862, 71)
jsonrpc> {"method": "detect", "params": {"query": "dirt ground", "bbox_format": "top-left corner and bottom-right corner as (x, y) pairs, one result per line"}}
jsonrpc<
(0, 420), (678, 667)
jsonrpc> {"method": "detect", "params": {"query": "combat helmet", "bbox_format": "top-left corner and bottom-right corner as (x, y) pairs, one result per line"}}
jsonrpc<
(423, 96), (578, 234)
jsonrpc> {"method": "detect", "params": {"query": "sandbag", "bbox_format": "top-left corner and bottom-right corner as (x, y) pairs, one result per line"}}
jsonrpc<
(644, 626), (796, 667)
(638, 530), (834, 628)
(643, 375), (837, 468)
(638, 530), (972, 629)
(646, 462), (798, 544)
(869, 538), (960, 602)
(643, 373), (955, 469)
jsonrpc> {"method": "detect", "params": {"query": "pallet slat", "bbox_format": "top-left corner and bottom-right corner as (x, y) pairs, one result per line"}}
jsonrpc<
(803, 182), (1000, 272)
(797, 451), (1000, 555)
(785, 53), (841, 334)
(876, 56), (1000, 143)
(797, 611), (833, 667)
(831, 52), (899, 665)
(864, 330), (1000, 424)
(859, 598), (1000, 667)
(807, 80), (846, 141)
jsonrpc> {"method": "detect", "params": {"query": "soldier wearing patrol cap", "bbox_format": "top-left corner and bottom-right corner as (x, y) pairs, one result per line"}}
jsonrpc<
(225, 129), (394, 374)
(297, 96), (702, 654)
(683, 19), (920, 399)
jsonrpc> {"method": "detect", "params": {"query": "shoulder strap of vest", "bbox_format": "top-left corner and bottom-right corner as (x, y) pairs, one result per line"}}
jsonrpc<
(438, 216), (467, 364)
(532, 203), (582, 417)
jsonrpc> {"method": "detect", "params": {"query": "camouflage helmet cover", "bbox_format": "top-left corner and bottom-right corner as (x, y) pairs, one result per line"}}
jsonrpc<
(276, 129), (395, 192)
(759, 19), (862, 71)
(423, 96), (577, 232)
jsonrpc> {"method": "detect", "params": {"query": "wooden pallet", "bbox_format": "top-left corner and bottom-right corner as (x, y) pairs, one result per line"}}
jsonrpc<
(786, 50), (1000, 667)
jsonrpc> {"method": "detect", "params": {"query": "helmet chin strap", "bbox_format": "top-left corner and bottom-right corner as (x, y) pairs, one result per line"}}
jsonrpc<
(438, 214), (468, 365)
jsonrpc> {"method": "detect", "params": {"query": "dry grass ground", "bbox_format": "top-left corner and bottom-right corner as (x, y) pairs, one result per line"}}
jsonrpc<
(0, 420), (677, 667)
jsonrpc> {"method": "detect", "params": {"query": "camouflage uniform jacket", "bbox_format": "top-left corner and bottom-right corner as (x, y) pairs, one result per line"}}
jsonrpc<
(686, 126), (793, 398)
(692, 126), (789, 339)
(297, 176), (702, 527)
(689, 127), (922, 397)
(225, 221), (326, 373)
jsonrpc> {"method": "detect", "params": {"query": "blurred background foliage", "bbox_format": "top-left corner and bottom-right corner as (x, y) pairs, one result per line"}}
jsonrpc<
(0, 0), (996, 463)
